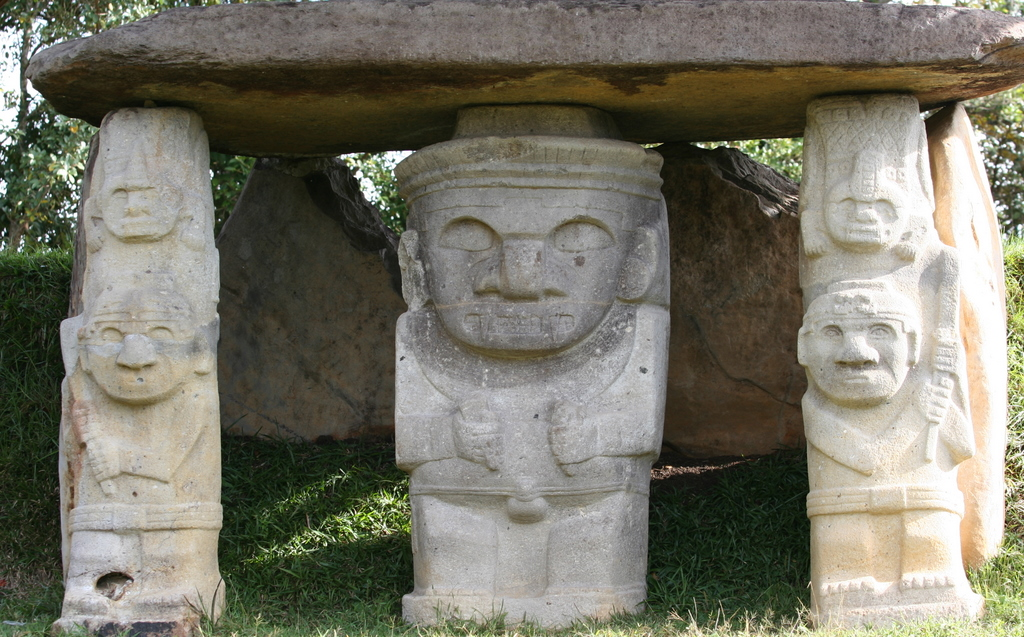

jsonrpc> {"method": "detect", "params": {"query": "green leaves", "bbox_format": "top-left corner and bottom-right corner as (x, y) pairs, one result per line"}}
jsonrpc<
(0, 1), (309, 251)
(0, 101), (93, 250)
(967, 87), (1024, 236)
(209, 152), (255, 235)
(342, 152), (410, 234)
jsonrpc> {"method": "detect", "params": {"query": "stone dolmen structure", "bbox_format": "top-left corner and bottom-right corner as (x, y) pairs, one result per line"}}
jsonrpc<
(25, 0), (1024, 633)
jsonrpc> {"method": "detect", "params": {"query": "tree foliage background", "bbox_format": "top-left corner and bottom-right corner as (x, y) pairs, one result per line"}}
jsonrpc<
(0, 0), (285, 251)
(3, 0), (1024, 250)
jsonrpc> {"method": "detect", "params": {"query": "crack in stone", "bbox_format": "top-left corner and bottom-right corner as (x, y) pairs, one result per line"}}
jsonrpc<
(686, 314), (801, 408)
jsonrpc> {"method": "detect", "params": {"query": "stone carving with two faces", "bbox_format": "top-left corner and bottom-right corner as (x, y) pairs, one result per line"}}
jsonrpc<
(56, 108), (223, 636)
(798, 95), (983, 626)
(393, 106), (669, 627)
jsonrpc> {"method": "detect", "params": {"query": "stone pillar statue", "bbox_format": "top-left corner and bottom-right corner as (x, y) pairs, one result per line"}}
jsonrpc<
(54, 108), (223, 636)
(393, 105), (670, 627)
(798, 94), (984, 626)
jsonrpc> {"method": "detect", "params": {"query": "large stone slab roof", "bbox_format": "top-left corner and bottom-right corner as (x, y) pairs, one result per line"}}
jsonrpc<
(27, 0), (1024, 156)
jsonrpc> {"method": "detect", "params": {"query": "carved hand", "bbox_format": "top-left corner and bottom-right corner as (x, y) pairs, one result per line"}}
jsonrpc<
(549, 399), (599, 471)
(85, 436), (122, 486)
(72, 401), (119, 494)
(924, 374), (954, 426)
(453, 395), (502, 471)
(802, 214), (830, 258)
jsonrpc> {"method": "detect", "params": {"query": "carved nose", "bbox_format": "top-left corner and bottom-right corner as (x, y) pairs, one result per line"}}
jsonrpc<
(853, 202), (880, 222)
(124, 190), (150, 218)
(837, 335), (878, 366)
(499, 239), (545, 300)
(117, 334), (158, 369)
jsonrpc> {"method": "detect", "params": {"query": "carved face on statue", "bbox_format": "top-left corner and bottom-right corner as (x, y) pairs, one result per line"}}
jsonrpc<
(395, 116), (667, 357)
(87, 108), (213, 245)
(94, 147), (185, 243)
(98, 180), (184, 242)
(823, 151), (910, 252)
(80, 289), (214, 405)
(798, 281), (920, 408)
(416, 187), (654, 356)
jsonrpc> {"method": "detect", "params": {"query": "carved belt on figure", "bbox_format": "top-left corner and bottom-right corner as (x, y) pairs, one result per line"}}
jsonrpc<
(409, 481), (642, 498)
(411, 481), (642, 524)
(69, 503), (223, 532)
(806, 485), (964, 518)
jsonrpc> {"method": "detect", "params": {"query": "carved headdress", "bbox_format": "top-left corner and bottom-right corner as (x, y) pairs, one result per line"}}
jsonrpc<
(396, 106), (664, 204)
(395, 105), (670, 310)
(800, 279), (922, 367)
(800, 95), (936, 259)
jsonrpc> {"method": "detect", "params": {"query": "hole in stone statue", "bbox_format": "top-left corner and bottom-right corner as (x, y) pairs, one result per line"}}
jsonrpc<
(96, 572), (133, 600)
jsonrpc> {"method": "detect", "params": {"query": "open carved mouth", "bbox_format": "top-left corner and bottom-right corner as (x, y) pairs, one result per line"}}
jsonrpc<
(845, 226), (884, 239)
(834, 363), (879, 376)
(463, 312), (576, 339)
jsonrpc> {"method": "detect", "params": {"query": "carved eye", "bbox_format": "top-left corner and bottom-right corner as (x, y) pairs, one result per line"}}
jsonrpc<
(440, 219), (496, 252)
(148, 326), (175, 340)
(832, 199), (856, 217)
(551, 220), (613, 252)
(868, 324), (896, 339)
(821, 325), (842, 338)
(100, 327), (123, 343)
(869, 201), (898, 222)
(156, 185), (183, 210)
(107, 189), (128, 206)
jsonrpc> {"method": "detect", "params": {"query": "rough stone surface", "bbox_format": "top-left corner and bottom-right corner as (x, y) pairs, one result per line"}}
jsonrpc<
(54, 108), (223, 636)
(26, 0), (1024, 155)
(394, 106), (669, 627)
(214, 142), (808, 455)
(799, 95), (982, 627)
(217, 159), (405, 440)
(926, 103), (1009, 569)
(660, 144), (805, 457)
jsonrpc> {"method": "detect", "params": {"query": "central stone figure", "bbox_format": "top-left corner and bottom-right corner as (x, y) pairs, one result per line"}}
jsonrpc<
(393, 106), (670, 627)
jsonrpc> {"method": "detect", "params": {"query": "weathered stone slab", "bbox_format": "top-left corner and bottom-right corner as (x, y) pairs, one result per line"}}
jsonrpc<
(926, 103), (1008, 569)
(27, 0), (1024, 156)
(216, 159), (405, 440)
(660, 143), (805, 457)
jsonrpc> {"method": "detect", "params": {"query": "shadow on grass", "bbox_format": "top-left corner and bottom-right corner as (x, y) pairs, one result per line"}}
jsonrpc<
(646, 450), (811, 629)
(218, 435), (412, 623)
(215, 440), (813, 634)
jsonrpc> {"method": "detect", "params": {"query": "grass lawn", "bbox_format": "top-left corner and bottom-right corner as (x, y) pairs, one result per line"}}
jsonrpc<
(1, 244), (1023, 637)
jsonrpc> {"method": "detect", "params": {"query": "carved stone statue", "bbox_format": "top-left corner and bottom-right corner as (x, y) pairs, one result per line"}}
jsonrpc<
(81, 108), (219, 316)
(799, 95), (984, 626)
(55, 108), (222, 636)
(393, 105), (670, 627)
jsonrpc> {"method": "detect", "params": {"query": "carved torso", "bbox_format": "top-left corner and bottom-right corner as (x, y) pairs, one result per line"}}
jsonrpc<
(396, 302), (668, 498)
